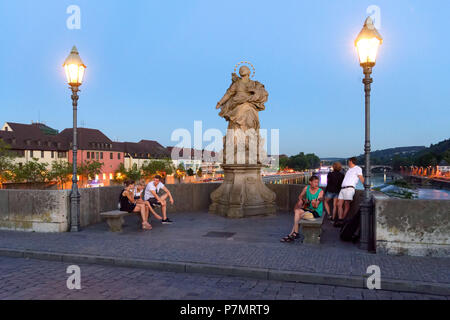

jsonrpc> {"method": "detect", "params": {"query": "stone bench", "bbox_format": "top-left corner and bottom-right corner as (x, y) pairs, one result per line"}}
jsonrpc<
(299, 215), (324, 244)
(100, 210), (136, 232)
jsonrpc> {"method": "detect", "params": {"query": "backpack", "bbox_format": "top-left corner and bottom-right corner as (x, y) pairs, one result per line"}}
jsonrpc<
(340, 209), (361, 242)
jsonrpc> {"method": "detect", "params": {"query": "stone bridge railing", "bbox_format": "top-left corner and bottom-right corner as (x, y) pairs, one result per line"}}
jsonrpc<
(374, 193), (450, 257)
(0, 184), (362, 232)
(1, 184), (448, 257)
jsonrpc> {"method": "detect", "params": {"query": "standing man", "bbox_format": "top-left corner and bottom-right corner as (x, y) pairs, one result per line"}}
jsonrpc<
(336, 157), (364, 226)
(144, 175), (174, 224)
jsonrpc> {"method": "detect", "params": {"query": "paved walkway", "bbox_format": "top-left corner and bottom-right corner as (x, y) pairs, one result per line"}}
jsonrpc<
(0, 212), (449, 294)
(1, 256), (447, 300)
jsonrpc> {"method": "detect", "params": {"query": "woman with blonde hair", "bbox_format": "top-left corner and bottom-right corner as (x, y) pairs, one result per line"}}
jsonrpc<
(324, 162), (344, 221)
(119, 180), (152, 230)
(135, 180), (163, 221)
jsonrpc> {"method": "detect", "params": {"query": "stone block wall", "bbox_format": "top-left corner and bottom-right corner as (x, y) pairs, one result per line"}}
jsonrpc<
(0, 189), (69, 232)
(374, 194), (450, 257)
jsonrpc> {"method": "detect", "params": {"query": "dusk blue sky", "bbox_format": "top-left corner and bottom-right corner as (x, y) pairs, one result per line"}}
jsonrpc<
(0, 0), (449, 157)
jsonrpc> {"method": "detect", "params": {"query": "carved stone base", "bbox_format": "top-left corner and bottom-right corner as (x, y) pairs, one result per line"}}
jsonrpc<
(209, 164), (276, 218)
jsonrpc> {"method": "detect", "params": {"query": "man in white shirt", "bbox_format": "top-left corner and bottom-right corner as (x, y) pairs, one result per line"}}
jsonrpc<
(337, 157), (364, 224)
(144, 175), (175, 224)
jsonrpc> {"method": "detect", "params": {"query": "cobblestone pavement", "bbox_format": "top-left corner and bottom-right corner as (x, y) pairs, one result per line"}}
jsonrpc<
(0, 212), (449, 286)
(0, 257), (448, 300)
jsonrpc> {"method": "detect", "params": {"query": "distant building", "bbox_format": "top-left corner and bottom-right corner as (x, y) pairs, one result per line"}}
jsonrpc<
(167, 147), (221, 174)
(0, 122), (69, 166)
(438, 160), (450, 173)
(167, 147), (203, 171)
(122, 140), (170, 170)
(0, 121), (189, 185)
(58, 128), (124, 185)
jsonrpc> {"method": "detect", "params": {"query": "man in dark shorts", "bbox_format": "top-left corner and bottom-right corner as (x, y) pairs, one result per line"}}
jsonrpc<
(144, 175), (174, 224)
(281, 176), (324, 242)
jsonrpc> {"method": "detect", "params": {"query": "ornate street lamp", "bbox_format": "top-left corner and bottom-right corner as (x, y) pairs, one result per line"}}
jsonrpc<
(63, 46), (86, 232)
(355, 17), (382, 251)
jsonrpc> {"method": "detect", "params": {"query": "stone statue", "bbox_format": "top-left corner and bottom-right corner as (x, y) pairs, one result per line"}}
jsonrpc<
(215, 65), (269, 165)
(216, 65), (268, 132)
(209, 63), (276, 218)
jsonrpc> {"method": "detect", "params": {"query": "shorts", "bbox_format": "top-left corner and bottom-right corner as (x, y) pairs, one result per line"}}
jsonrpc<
(303, 210), (321, 220)
(325, 192), (339, 199)
(146, 198), (161, 208)
(338, 188), (355, 201)
(121, 203), (136, 213)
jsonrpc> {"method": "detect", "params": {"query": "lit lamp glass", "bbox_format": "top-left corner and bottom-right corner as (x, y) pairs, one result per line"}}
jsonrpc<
(355, 17), (383, 67)
(63, 46), (86, 86)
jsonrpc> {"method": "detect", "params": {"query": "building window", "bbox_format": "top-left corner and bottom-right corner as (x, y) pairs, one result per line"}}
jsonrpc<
(118, 153), (121, 160)
(87, 152), (90, 159)
(96, 152), (99, 160)
(100, 152), (103, 160)
(58, 152), (67, 158)
(51, 151), (54, 158)
(110, 153), (113, 160)
(91, 152), (94, 159)
(30, 150), (34, 157)
(41, 151), (44, 158)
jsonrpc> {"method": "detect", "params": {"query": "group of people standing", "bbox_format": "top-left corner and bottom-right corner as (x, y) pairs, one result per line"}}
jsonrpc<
(281, 157), (364, 243)
(119, 175), (174, 230)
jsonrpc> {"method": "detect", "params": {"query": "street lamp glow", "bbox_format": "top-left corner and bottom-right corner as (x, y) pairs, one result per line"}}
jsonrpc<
(355, 17), (383, 66)
(63, 46), (86, 86)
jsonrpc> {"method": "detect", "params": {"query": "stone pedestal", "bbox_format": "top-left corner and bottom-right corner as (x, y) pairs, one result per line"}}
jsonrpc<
(209, 164), (276, 218)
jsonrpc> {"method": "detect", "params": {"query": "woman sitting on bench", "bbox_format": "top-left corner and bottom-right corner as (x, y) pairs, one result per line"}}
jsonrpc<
(120, 180), (152, 230)
(135, 180), (163, 221)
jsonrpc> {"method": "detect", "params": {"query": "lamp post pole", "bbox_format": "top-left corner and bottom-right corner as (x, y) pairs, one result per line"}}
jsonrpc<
(70, 84), (81, 232)
(354, 17), (382, 252)
(63, 45), (85, 232)
(359, 65), (374, 251)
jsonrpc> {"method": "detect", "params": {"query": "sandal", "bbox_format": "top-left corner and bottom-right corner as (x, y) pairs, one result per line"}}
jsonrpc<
(280, 232), (299, 243)
(142, 222), (152, 230)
